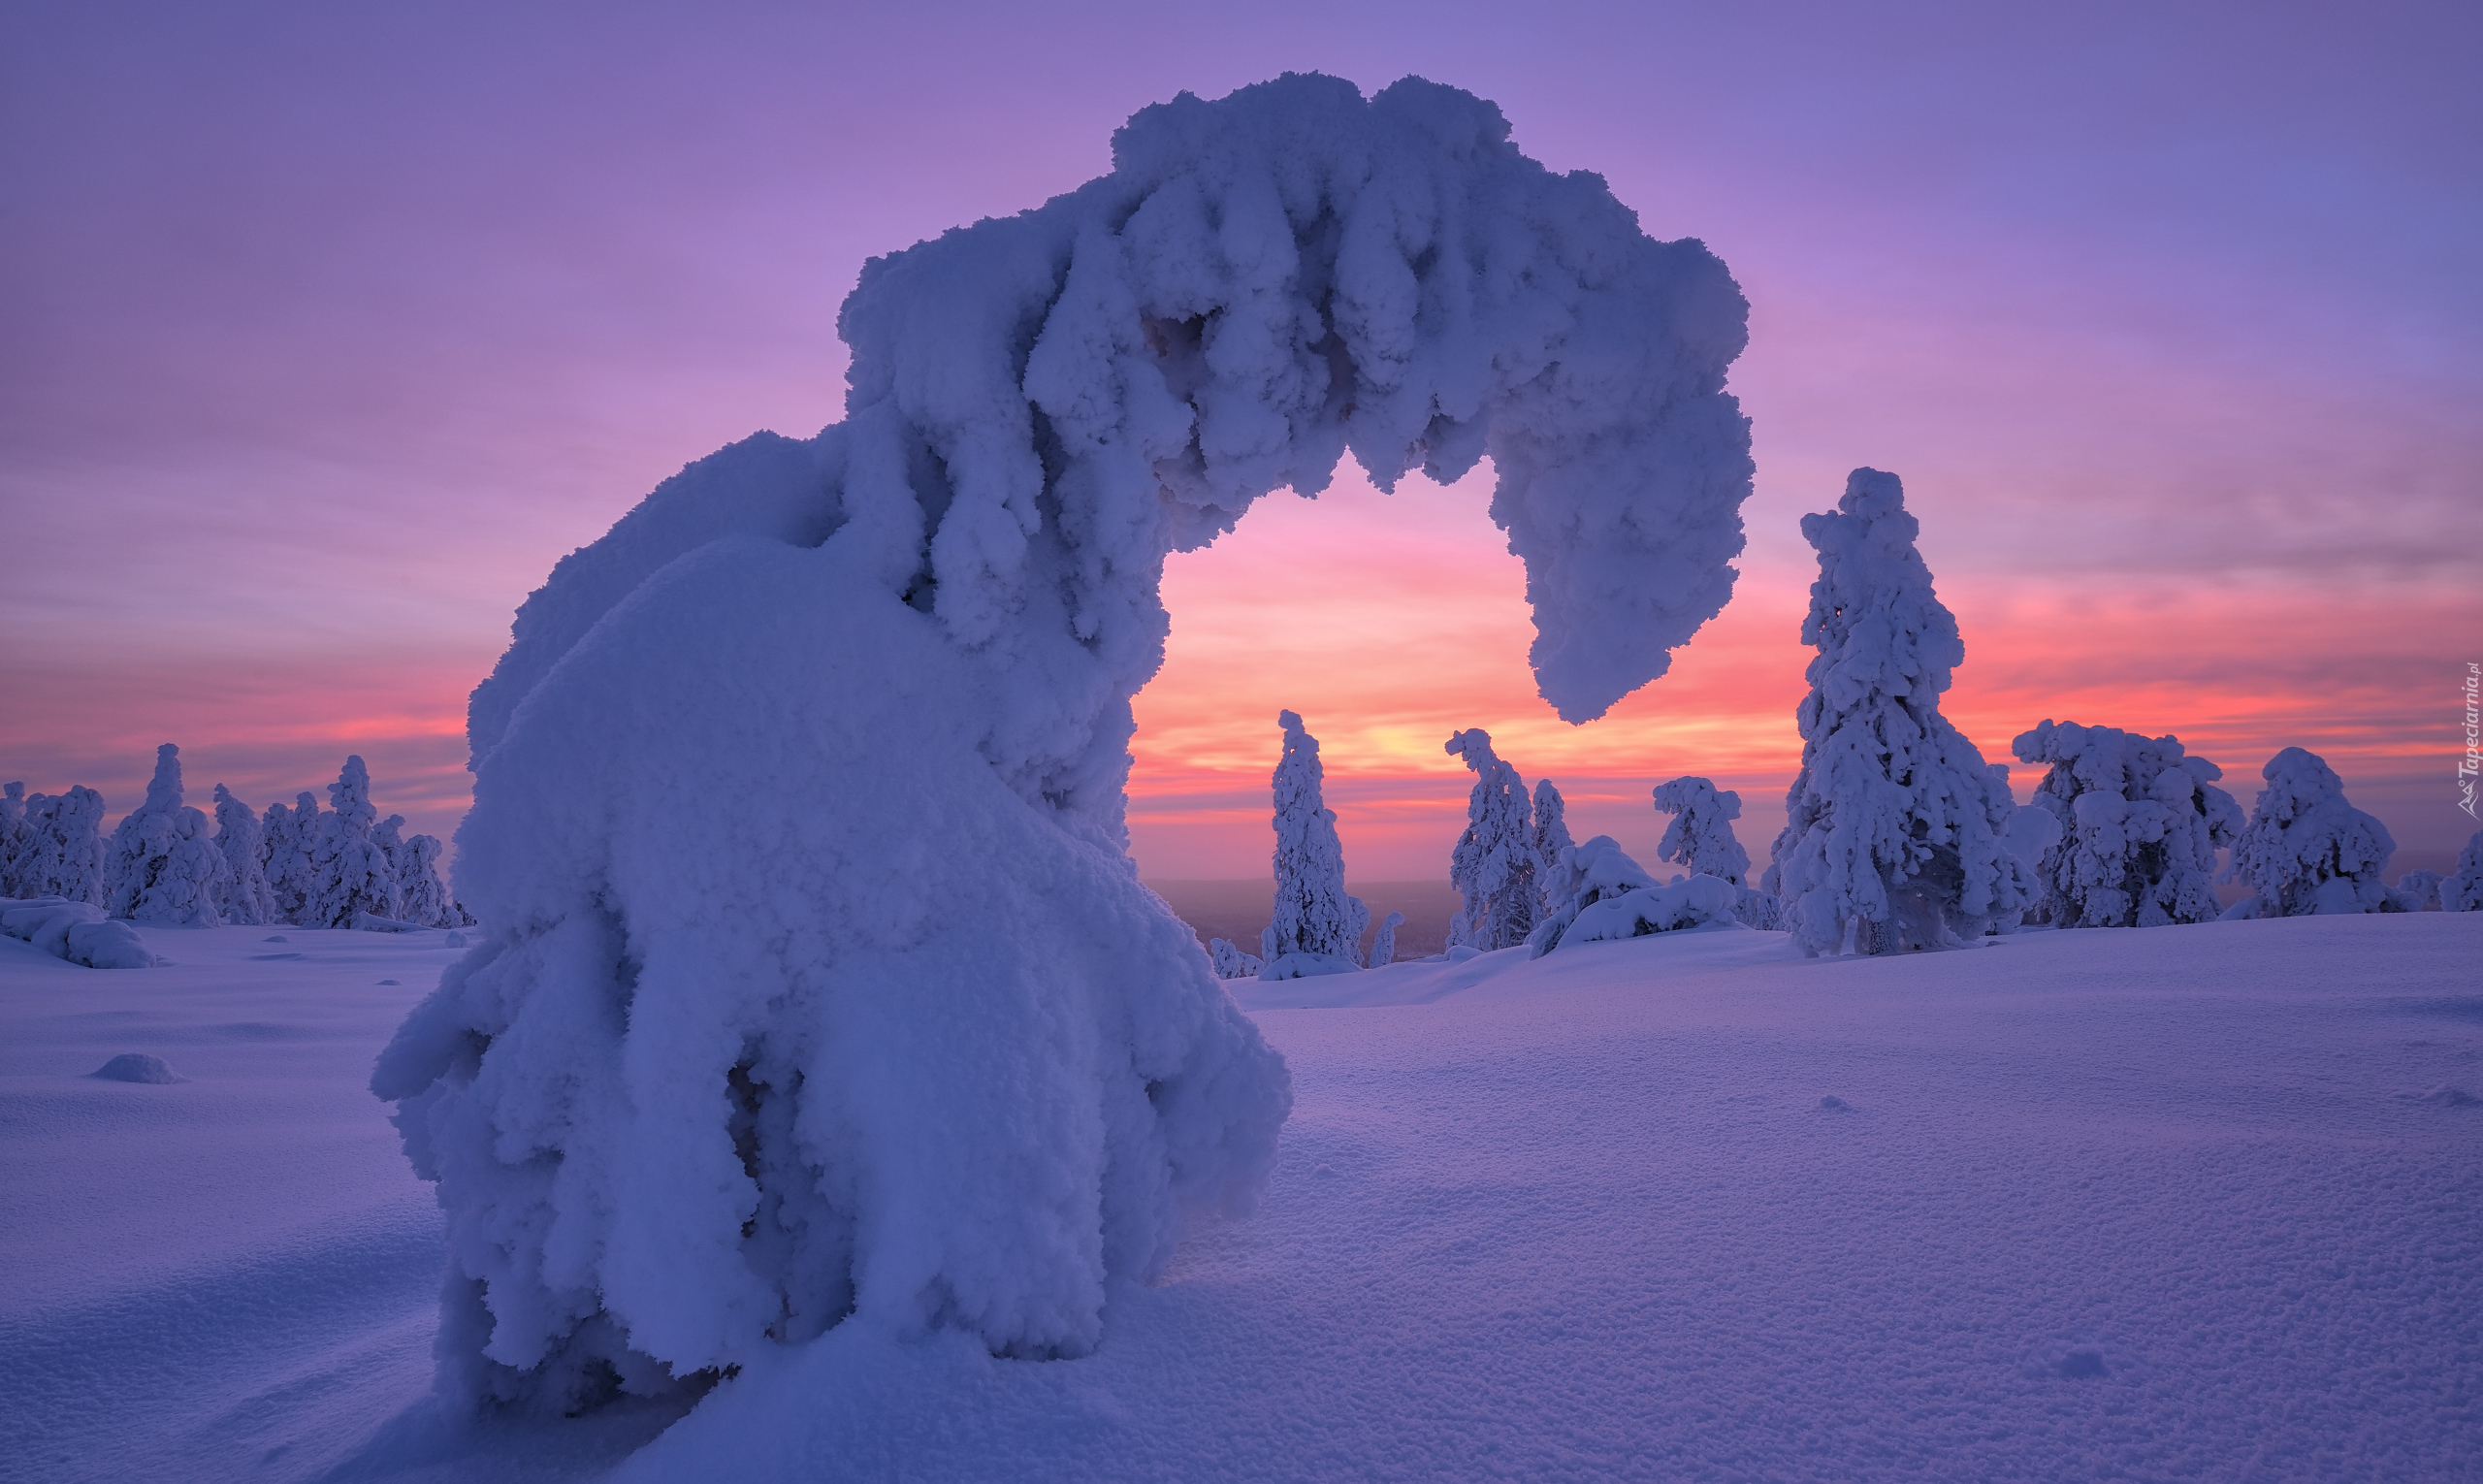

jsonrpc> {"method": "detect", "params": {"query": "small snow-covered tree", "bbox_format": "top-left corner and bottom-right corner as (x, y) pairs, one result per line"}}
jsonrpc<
(1366, 910), (1405, 967)
(1445, 728), (1536, 951)
(1208, 938), (1264, 979)
(2225, 747), (2400, 917)
(1651, 776), (1751, 885)
(106, 744), (234, 925)
(1261, 712), (1368, 974)
(1765, 468), (2037, 955)
(1530, 779), (1575, 923)
(260, 792), (320, 924)
(0, 781), (27, 897)
(2011, 720), (2241, 928)
(2441, 833), (2483, 913)
(387, 825), (472, 928)
(211, 785), (281, 926)
(302, 756), (402, 927)
(15, 787), (110, 905)
(1529, 834), (1661, 954)
(2394, 870), (2445, 911)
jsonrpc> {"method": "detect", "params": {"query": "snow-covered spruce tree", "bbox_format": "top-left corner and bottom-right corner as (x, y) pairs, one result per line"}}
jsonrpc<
(259, 792), (320, 924)
(2442, 833), (2483, 912)
(2395, 870), (2445, 911)
(391, 828), (471, 928)
(1765, 469), (2037, 955)
(1260, 711), (1368, 978)
(302, 757), (402, 927)
(1651, 776), (1751, 884)
(1529, 834), (1660, 954)
(2224, 747), (2402, 917)
(105, 745), (234, 925)
(15, 787), (110, 905)
(2011, 720), (2242, 928)
(1530, 779), (1575, 923)
(1367, 910), (1405, 966)
(0, 781), (26, 897)
(210, 785), (280, 926)
(1445, 729), (1537, 951)
(374, 75), (1755, 1408)
(1208, 937), (1265, 978)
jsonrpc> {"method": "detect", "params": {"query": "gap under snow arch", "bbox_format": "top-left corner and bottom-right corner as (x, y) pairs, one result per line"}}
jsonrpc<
(375, 73), (1755, 1407)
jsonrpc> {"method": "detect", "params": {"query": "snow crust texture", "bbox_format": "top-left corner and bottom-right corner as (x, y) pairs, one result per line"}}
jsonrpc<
(2226, 747), (2401, 917)
(2013, 720), (2241, 928)
(377, 72), (1752, 1403)
(1767, 469), (2036, 955)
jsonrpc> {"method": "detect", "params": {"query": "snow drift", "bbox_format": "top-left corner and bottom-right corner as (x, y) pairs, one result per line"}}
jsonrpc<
(377, 72), (1753, 1407)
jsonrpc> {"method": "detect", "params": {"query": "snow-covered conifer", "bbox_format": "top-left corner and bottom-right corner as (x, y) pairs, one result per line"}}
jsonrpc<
(393, 828), (471, 928)
(1208, 938), (1265, 979)
(2394, 870), (2445, 911)
(2011, 720), (2241, 928)
(259, 793), (319, 924)
(1530, 780), (1575, 921)
(0, 781), (26, 897)
(1651, 776), (1752, 885)
(1529, 835), (1661, 955)
(2225, 748), (2400, 917)
(211, 785), (280, 926)
(1445, 729), (1536, 951)
(302, 756), (402, 928)
(2441, 833), (2483, 913)
(1367, 910), (1405, 967)
(106, 745), (234, 925)
(1261, 712), (1368, 976)
(15, 787), (110, 905)
(1766, 469), (2037, 955)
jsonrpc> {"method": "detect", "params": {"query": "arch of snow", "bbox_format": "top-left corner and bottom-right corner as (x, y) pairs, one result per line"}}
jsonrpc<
(375, 73), (1754, 1407)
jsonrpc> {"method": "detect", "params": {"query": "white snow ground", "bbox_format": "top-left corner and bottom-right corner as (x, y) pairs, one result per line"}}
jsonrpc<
(4, 914), (2478, 1481)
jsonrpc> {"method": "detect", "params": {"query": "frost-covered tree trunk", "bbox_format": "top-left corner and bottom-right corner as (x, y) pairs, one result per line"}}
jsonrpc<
(303, 757), (402, 928)
(1260, 711), (1368, 975)
(1651, 776), (1752, 885)
(2441, 833), (2483, 912)
(15, 787), (109, 906)
(105, 745), (233, 925)
(1529, 780), (1575, 925)
(375, 75), (1753, 1409)
(210, 785), (281, 927)
(0, 781), (26, 898)
(1366, 910), (1405, 967)
(1446, 729), (1536, 951)
(2225, 748), (2401, 917)
(1765, 469), (2037, 955)
(2010, 720), (2241, 927)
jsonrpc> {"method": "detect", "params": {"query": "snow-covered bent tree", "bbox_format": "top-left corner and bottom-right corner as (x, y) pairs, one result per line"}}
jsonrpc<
(1765, 469), (2038, 955)
(374, 73), (1754, 1410)
(1445, 729), (1539, 951)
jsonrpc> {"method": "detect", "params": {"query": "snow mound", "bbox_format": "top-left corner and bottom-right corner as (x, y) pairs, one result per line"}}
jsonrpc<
(1563, 873), (1744, 946)
(90, 1051), (184, 1083)
(2404, 1085), (2480, 1109)
(1258, 952), (1362, 982)
(1, 897), (160, 969)
(376, 73), (1752, 1408)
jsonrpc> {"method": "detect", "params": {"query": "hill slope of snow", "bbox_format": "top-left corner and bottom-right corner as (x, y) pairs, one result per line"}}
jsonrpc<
(3, 916), (2478, 1481)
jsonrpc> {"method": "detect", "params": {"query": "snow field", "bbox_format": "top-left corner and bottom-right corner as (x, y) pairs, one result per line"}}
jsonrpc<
(7, 912), (2480, 1481)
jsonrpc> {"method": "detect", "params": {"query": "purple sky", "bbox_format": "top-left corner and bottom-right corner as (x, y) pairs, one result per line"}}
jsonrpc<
(5, 1), (2476, 876)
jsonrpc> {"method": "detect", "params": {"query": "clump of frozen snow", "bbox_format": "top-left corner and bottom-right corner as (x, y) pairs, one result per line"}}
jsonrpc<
(1764, 469), (2037, 955)
(1, 898), (158, 968)
(105, 745), (234, 926)
(91, 1051), (183, 1083)
(1366, 910), (1406, 967)
(210, 785), (280, 927)
(1261, 713), (1367, 970)
(376, 72), (1750, 1407)
(2441, 833), (2483, 913)
(1446, 730), (1538, 951)
(2223, 747), (2401, 918)
(2011, 720), (2241, 928)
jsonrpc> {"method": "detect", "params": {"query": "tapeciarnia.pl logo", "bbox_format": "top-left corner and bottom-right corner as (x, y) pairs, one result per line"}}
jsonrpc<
(2461, 661), (2479, 820)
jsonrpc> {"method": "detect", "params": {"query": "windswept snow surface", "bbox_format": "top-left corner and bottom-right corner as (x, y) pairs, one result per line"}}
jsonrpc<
(8, 915), (2482, 1482)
